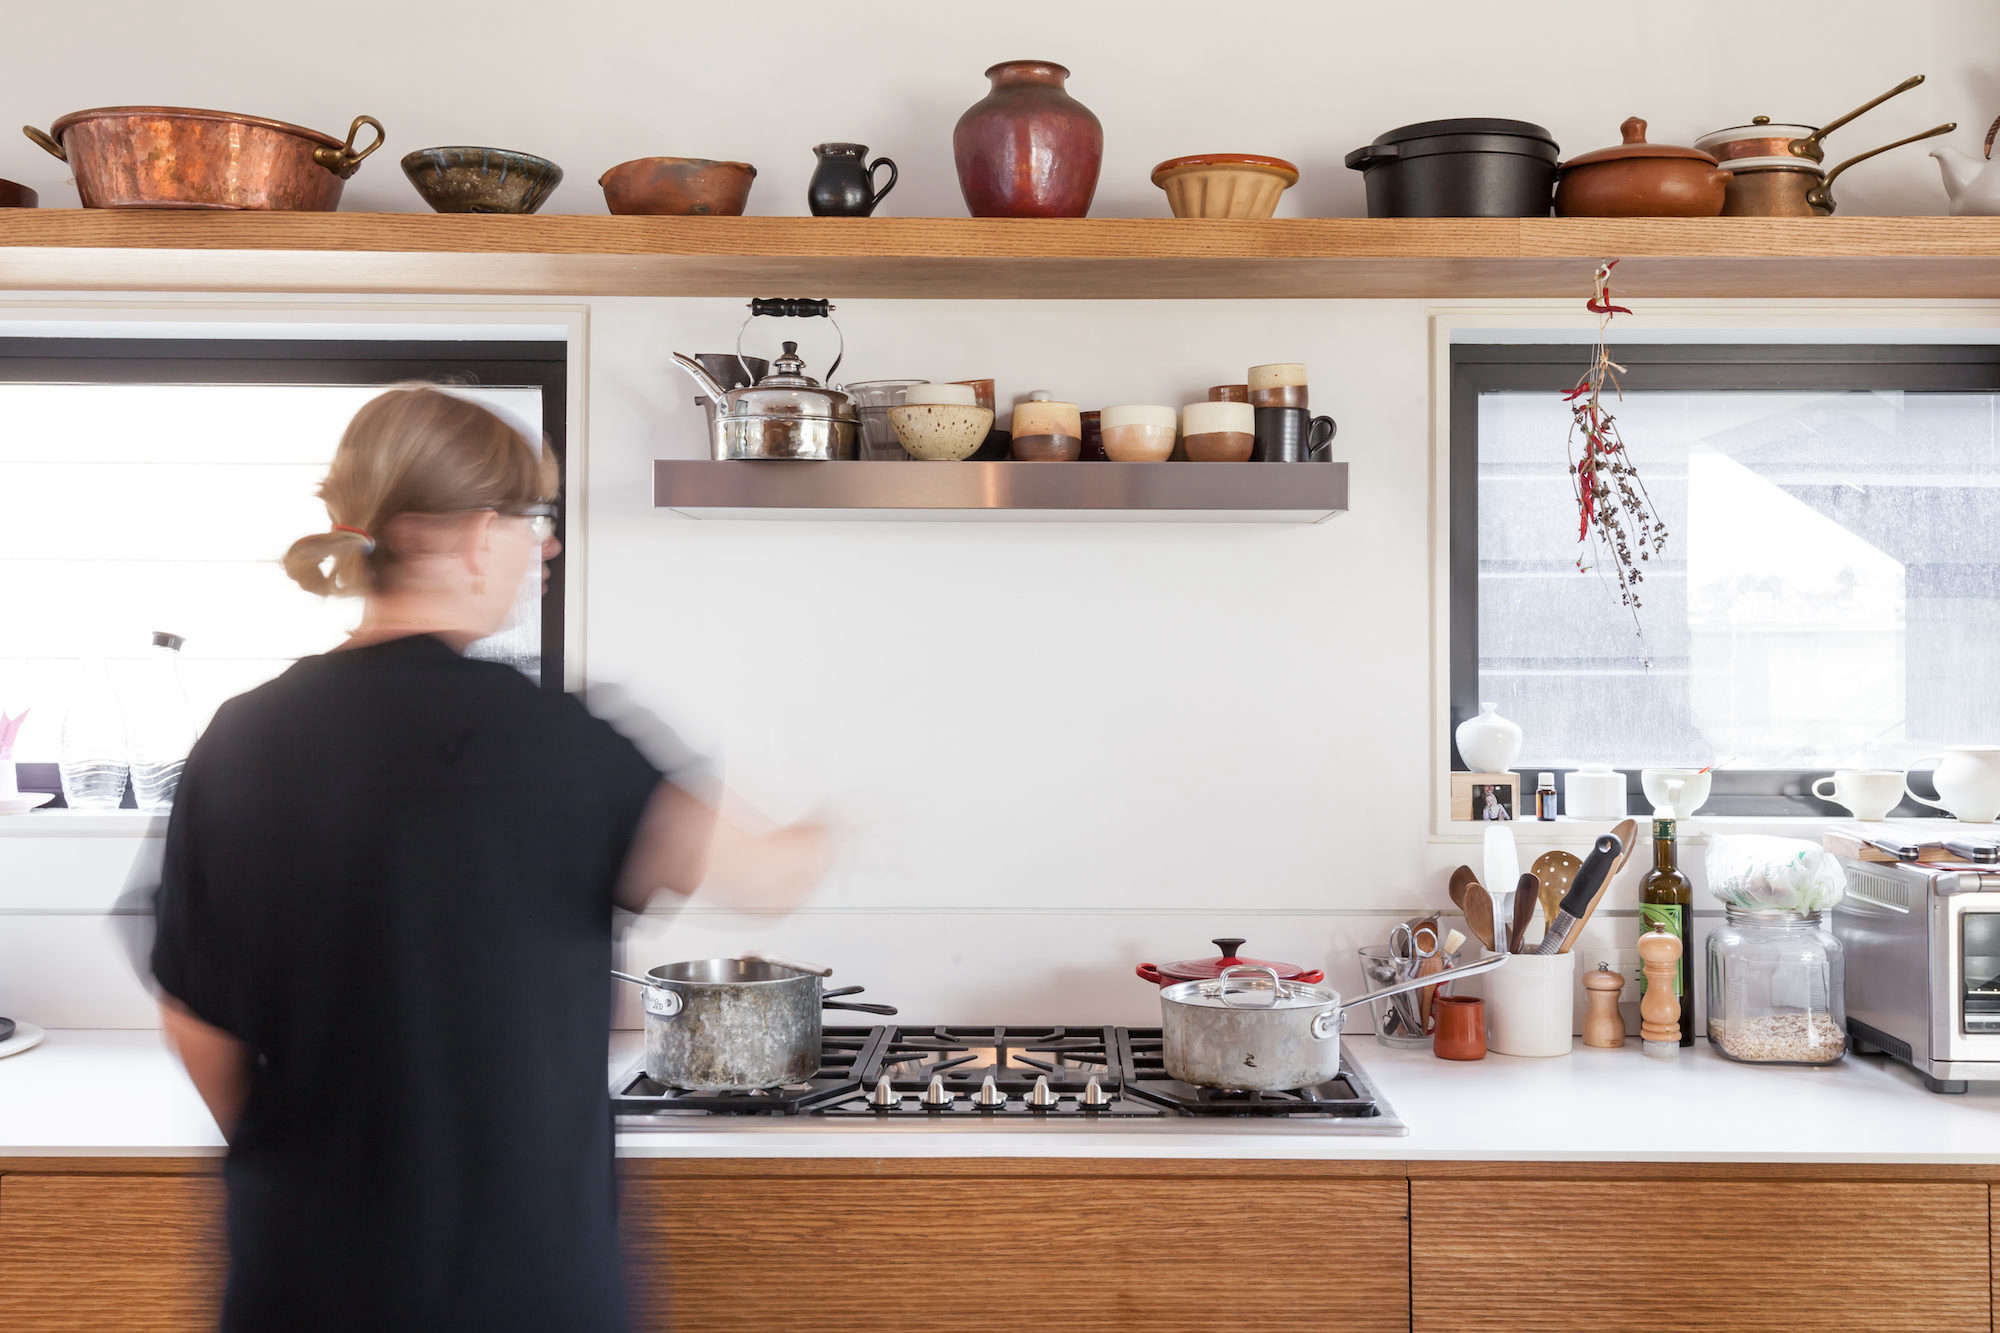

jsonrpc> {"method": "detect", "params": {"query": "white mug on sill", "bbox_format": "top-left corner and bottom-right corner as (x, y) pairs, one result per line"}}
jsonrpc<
(1812, 769), (1905, 822)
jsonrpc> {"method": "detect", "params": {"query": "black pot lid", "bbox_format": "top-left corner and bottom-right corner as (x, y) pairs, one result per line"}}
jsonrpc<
(1366, 117), (1557, 148)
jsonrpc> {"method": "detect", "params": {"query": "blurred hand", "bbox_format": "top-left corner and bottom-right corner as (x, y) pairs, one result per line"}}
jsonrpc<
(705, 814), (835, 914)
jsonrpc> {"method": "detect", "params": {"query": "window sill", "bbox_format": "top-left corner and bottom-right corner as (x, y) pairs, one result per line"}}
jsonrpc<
(0, 810), (167, 837)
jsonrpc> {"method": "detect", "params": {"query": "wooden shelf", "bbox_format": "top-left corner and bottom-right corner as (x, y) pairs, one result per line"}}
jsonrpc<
(653, 459), (1349, 522)
(4, 210), (1999, 299)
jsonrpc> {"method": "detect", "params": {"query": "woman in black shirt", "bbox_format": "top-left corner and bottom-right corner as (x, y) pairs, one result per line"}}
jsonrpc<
(151, 386), (826, 1331)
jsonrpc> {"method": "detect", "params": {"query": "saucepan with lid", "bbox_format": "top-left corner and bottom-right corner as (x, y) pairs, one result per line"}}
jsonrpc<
(1157, 955), (1508, 1091)
(613, 955), (896, 1091)
(1135, 937), (1325, 987)
(1698, 75), (1956, 217)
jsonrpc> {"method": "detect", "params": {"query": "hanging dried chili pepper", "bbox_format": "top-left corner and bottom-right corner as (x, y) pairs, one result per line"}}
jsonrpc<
(1567, 260), (1668, 621)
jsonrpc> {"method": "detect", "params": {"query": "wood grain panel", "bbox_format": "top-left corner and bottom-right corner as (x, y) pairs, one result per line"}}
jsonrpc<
(621, 1166), (1409, 1333)
(1412, 1179), (1989, 1332)
(0, 1174), (224, 1331)
(4, 211), (2000, 299)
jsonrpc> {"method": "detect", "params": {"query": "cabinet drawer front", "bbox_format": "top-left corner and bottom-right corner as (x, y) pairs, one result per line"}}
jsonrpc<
(1413, 1179), (1988, 1333)
(624, 1169), (1409, 1333)
(0, 1174), (225, 1331)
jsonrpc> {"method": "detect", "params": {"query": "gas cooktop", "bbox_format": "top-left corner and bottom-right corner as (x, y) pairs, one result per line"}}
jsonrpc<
(612, 1025), (1406, 1134)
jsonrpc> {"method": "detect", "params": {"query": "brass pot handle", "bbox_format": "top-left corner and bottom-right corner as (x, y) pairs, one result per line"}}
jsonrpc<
(1809, 121), (1958, 212)
(22, 125), (65, 162)
(312, 114), (385, 179)
(1794, 73), (1927, 160)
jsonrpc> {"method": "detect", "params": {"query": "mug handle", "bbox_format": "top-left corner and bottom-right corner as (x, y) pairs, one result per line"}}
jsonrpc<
(1811, 776), (1839, 803)
(1905, 754), (1947, 811)
(1307, 414), (1338, 459)
(867, 156), (899, 209)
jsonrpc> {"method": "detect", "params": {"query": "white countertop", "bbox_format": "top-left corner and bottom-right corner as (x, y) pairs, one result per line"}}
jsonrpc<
(7, 1028), (2000, 1163)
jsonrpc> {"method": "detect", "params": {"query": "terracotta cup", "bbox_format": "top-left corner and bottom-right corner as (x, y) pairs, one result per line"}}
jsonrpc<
(1207, 384), (1250, 403)
(952, 378), (997, 412)
(1100, 405), (1176, 462)
(1181, 400), (1254, 462)
(1248, 362), (1308, 409)
(1433, 995), (1487, 1061)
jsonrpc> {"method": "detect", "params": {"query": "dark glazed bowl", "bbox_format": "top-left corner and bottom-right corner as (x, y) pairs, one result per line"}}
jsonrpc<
(402, 146), (563, 214)
(599, 156), (756, 216)
(0, 179), (38, 208)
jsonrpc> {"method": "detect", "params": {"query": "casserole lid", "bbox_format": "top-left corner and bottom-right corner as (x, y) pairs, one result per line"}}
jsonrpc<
(1161, 966), (1338, 1011)
(1346, 118), (1558, 168)
(1366, 117), (1557, 148)
(1564, 117), (1719, 168)
(1136, 937), (1326, 986)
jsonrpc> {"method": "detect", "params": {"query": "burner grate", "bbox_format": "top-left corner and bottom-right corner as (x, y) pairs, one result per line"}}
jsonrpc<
(1116, 1029), (1387, 1118)
(610, 1026), (885, 1116)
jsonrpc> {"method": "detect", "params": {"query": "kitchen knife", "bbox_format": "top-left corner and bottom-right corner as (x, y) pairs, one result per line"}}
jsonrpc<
(1865, 835), (1923, 860)
(1534, 832), (1622, 956)
(1942, 837), (1999, 864)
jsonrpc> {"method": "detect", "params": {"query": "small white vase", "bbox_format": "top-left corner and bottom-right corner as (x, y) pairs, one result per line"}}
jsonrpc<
(1455, 702), (1523, 774)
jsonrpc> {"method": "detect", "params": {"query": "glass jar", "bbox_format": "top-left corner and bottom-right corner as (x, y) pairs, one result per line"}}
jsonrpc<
(1706, 908), (1846, 1065)
(125, 631), (195, 811)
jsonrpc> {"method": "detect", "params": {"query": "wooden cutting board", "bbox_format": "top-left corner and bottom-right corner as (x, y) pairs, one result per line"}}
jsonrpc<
(1822, 827), (1990, 864)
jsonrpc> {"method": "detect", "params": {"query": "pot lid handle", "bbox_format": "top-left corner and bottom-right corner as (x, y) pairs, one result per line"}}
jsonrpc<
(1212, 938), (1247, 961)
(1620, 116), (1648, 145)
(1217, 964), (1284, 1008)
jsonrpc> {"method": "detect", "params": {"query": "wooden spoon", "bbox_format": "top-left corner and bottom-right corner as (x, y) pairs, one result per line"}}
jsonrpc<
(1508, 872), (1540, 952)
(1447, 866), (1496, 951)
(1529, 850), (1582, 933)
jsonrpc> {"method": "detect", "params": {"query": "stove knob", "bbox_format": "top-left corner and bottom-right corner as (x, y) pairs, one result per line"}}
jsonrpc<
(868, 1076), (900, 1109)
(1028, 1075), (1058, 1108)
(923, 1074), (954, 1107)
(975, 1074), (1006, 1108)
(1083, 1076), (1111, 1107)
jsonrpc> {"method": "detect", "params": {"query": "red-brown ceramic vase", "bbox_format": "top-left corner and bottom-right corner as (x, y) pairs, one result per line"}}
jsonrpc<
(952, 60), (1102, 218)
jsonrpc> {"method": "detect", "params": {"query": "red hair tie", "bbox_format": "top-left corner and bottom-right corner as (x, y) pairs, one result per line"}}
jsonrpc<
(332, 523), (375, 553)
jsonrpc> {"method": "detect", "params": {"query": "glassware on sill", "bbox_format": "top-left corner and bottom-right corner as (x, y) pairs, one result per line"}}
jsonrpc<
(1706, 908), (1847, 1065)
(845, 379), (928, 460)
(59, 658), (129, 809)
(126, 631), (196, 811)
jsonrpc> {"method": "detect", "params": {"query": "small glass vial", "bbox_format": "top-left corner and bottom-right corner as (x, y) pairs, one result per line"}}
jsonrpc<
(1706, 908), (1847, 1065)
(1534, 772), (1558, 820)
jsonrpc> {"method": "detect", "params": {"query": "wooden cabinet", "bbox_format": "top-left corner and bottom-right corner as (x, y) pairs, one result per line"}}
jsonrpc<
(1411, 1178), (1990, 1332)
(0, 1172), (224, 1332)
(619, 1160), (1411, 1333)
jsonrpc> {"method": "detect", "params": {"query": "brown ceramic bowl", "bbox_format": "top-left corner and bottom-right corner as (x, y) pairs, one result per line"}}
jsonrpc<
(1554, 117), (1728, 218)
(0, 179), (38, 208)
(600, 156), (756, 216)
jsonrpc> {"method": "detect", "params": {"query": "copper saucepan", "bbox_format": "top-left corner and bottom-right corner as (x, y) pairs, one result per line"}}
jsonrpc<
(24, 106), (384, 210)
(1719, 122), (1958, 217)
(1698, 74), (1930, 166)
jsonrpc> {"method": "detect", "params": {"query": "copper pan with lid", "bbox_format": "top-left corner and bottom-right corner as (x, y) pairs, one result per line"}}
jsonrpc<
(1718, 122), (1958, 216)
(1697, 74), (1930, 164)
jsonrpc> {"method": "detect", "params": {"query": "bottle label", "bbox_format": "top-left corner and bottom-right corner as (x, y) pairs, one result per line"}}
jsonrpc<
(1638, 903), (1685, 997)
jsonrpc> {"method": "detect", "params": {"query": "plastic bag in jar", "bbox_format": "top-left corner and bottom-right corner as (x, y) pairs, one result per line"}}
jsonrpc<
(1705, 835), (1847, 914)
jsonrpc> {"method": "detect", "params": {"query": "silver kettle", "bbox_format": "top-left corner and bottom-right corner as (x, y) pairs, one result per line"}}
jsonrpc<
(672, 299), (859, 461)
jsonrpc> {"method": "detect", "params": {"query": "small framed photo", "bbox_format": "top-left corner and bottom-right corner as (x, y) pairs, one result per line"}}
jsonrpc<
(1451, 771), (1519, 822)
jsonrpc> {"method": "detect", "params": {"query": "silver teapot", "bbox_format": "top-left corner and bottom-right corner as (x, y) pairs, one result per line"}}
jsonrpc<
(672, 299), (859, 460)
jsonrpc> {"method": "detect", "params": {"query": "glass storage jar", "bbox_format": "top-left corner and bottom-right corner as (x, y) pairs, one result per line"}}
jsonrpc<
(1706, 908), (1846, 1065)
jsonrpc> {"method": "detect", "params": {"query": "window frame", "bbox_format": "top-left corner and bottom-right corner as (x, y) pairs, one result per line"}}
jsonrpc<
(1448, 342), (2000, 818)
(1, 336), (571, 806)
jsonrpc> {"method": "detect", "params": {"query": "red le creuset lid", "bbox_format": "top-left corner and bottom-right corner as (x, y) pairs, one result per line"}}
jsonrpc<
(1135, 938), (1326, 987)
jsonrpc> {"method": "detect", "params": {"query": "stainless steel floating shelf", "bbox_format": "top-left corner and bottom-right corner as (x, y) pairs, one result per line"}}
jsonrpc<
(652, 460), (1350, 523)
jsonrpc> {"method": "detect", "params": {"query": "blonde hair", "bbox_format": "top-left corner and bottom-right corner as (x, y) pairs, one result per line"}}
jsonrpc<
(283, 386), (558, 597)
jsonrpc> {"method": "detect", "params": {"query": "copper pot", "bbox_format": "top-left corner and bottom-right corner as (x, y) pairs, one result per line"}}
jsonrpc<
(25, 107), (383, 210)
(1720, 123), (1961, 217)
(1555, 117), (1729, 217)
(1696, 74), (1930, 166)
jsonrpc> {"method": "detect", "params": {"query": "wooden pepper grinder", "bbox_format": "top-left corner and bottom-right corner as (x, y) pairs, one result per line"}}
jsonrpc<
(1637, 928), (1683, 1060)
(1581, 961), (1626, 1048)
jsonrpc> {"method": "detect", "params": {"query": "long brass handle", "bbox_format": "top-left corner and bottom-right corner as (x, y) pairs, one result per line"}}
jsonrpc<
(1795, 73), (1927, 159)
(1810, 121), (1958, 212)
(22, 124), (65, 162)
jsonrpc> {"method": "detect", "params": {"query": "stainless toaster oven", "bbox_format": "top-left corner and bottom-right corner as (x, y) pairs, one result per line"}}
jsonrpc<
(1833, 859), (2000, 1093)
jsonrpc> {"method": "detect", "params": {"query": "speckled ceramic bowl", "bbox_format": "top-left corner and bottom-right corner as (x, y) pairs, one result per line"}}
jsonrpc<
(401, 146), (564, 214)
(888, 403), (994, 461)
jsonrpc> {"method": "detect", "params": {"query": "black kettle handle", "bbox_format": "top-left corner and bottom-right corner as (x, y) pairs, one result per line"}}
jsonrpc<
(749, 298), (833, 318)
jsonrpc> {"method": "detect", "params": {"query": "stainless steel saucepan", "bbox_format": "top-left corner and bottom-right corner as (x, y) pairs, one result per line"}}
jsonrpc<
(612, 956), (895, 1091)
(1157, 956), (1508, 1092)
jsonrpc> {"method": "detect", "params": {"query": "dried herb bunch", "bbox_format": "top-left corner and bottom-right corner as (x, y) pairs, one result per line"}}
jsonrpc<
(1565, 260), (1668, 619)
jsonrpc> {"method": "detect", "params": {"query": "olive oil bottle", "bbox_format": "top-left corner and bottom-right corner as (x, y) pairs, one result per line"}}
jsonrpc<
(1639, 816), (1695, 1046)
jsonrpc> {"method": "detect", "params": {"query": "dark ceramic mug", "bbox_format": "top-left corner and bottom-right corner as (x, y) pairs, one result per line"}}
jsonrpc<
(1253, 406), (1337, 462)
(809, 143), (898, 217)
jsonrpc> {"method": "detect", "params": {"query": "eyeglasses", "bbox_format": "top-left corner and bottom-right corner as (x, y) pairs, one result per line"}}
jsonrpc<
(504, 502), (559, 542)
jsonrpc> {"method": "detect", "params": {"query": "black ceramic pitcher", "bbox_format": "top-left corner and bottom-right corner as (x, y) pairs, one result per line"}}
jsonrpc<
(808, 143), (898, 217)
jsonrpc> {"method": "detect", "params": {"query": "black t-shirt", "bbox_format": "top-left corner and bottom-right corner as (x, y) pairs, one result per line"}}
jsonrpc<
(151, 634), (662, 1332)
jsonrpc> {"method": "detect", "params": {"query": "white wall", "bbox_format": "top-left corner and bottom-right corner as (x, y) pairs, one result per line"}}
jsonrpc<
(7, 0), (1997, 219)
(6, 0), (1999, 1034)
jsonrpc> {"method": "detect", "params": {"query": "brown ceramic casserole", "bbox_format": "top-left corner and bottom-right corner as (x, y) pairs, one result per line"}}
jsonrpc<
(24, 107), (383, 210)
(1554, 117), (1729, 218)
(0, 179), (35, 208)
(599, 156), (756, 215)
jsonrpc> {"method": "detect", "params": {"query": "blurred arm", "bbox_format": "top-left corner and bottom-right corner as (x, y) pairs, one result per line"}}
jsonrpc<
(159, 997), (251, 1141)
(614, 780), (831, 915)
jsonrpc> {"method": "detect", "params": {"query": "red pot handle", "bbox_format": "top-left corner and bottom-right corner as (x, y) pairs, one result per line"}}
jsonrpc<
(1295, 968), (1326, 985)
(1135, 963), (1166, 985)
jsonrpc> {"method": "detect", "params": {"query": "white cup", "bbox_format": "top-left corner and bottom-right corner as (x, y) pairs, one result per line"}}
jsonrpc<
(1482, 953), (1576, 1057)
(1565, 764), (1626, 820)
(1813, 768), (1905, 821)
(1640, 767), (1711, 819)
(902, 382), (977, 407)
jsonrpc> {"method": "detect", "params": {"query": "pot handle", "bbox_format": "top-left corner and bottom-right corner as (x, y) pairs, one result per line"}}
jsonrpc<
(740, 951), (835, 977)
(1904, 754), (1948, 812)
(823, 1000), (900, 1016)
(1811, 122), (1957, 211)
(1216, 964), (1285, 1008)
(1135, 962), (1168, 985)
(22, 125), (64, 162)
(1343, 144), (1400, 170)
(1311, 1007), (1345, 1041)
(312, 115), (386, 180)
(1795, 73), (1927, 158)
(610, 970), (684, 1017)
(1338, 950), (1509, 1016)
